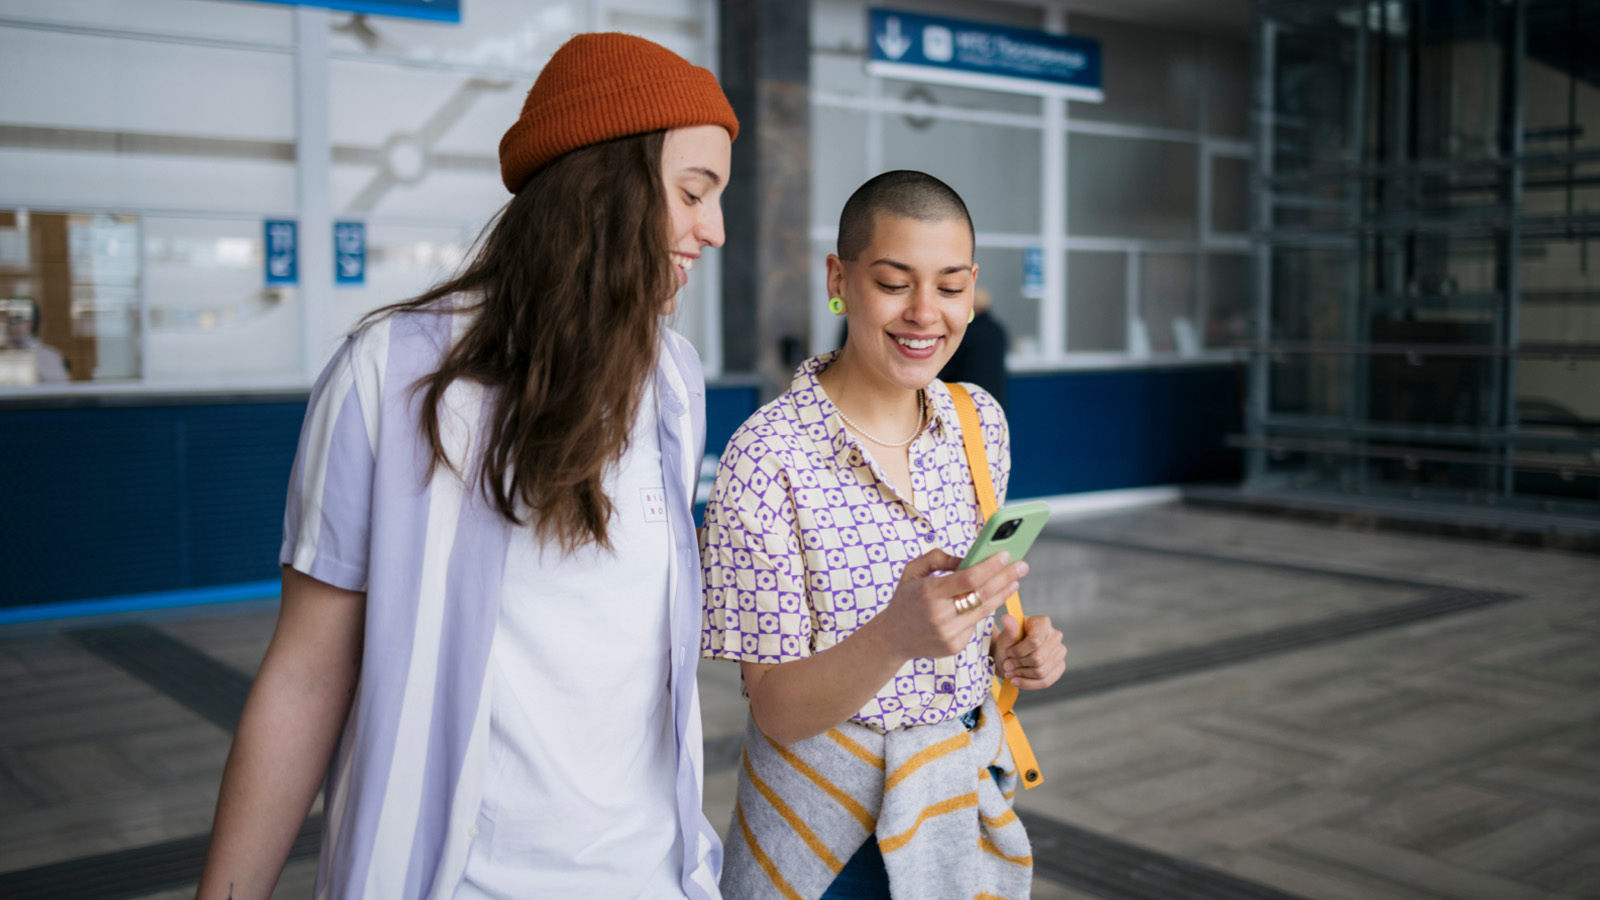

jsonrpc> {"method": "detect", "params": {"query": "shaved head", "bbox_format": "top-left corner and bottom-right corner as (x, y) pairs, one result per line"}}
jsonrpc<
(836, 170), (974, 262)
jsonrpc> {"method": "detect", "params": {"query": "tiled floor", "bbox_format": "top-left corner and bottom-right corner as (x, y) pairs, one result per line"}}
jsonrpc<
(1, 502), (1596, 899)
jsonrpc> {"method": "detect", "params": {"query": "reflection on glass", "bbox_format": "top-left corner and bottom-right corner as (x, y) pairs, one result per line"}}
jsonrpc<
(813, 106), (870, 232)
(1068, 134), (1198, 240)
(1205, 254), (1251, 349)
(1066, 251), (1126, 353)
(884, 117), (1042, 234)
(1066, 14), (1200, 130)
(1141, 253), (1197, 355)
(1205, 36), (1250, 137)
(1211, 156), (1250, 234)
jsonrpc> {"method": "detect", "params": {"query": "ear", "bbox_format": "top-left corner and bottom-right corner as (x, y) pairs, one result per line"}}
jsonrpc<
(825, 254), (847, 305)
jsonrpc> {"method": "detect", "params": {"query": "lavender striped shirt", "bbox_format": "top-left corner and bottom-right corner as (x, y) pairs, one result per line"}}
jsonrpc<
(700, 352), (1011, 733)
(281, 300), (722, 900)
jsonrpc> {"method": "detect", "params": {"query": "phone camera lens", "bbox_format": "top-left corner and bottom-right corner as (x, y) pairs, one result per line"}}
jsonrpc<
(995, 518), (1021, 540)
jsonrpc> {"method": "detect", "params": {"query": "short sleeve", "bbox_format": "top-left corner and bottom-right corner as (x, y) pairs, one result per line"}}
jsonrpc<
(971, 386), (1011, 506)
(700, 436), (811, 664)
(280, 337), (377, 592)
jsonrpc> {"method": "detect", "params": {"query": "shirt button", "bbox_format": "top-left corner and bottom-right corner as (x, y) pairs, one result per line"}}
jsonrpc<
(467, 824), (479, 838)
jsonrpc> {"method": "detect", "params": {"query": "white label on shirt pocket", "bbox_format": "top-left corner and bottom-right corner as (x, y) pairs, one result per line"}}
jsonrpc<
(641, 487), (667, 522)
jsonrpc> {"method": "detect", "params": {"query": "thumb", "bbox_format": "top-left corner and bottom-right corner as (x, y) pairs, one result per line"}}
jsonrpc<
(995, 613), (1022, 653)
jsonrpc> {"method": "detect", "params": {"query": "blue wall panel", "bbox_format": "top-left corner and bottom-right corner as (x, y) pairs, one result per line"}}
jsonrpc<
(1007, 365), (1243, 498)
(0, 402), (303, 609)
(0, 365), (1239, 612)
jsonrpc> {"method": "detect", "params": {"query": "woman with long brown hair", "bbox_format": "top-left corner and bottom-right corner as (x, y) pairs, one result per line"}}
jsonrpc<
(196, 33), (736, 900)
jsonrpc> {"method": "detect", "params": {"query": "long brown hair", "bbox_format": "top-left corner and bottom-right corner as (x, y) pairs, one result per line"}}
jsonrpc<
(371, 130), (673, 551)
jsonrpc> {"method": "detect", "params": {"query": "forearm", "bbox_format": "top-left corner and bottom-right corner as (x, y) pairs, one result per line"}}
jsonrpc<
(745, 619), (908, 745)
(197, 568), (364, 900)
(196, 659), (355, 899)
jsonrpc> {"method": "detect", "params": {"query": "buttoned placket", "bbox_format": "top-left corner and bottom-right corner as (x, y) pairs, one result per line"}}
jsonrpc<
(823, 403), (954, 557)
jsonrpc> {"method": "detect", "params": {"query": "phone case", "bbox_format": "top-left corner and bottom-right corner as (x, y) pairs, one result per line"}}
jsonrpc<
(957, 500), (1052, 570)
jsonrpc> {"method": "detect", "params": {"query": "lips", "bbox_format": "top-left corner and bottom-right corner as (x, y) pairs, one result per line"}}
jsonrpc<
(670, 251), (696, 287)
(891, 333), (941, 359)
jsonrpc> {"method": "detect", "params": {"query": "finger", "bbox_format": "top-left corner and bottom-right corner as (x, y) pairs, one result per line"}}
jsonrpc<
(1008, 626), (1059, 659)
(905, 547), (964, 580)
(991, 613), (1022, 654)
(975, 569), (1023, 614)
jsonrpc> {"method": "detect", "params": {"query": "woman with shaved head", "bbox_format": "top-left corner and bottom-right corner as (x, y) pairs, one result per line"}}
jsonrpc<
(700, 171), (1066, 899)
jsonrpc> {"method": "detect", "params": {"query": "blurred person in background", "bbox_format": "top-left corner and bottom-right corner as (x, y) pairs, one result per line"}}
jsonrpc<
(197, 33), (737, 900)
(4, 298), (69, 382)
(937, 285), (1008, 413)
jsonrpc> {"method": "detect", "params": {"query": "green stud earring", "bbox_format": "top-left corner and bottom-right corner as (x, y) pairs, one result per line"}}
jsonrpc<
(828, 296), (845, 315)
(968, 309), (975, 324)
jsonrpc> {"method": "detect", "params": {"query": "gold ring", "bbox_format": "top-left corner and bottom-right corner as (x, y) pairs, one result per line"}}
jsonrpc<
(953, 591), (981, 613)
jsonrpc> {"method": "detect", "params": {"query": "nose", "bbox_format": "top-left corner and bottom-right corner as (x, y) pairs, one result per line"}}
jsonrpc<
(905, 283), (940, 325)
(699, 200), (726, 249)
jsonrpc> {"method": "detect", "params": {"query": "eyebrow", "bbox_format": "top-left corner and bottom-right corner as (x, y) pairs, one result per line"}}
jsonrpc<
(681, 166), (722, 187)
(869, 257), (973, 276)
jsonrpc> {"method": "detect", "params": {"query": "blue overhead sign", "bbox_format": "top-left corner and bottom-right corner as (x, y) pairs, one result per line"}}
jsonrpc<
(265, 220), (298, 286)
(867, 8), (1102, 101)
(334, 222), (366, 286)
(249, 0), (460, 23)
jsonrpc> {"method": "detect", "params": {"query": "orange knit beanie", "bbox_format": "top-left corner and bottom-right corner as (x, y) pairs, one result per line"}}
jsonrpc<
(499, 33), (739, 194)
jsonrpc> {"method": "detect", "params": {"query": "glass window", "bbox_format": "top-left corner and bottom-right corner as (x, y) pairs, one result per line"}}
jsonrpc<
(1204, 36), (1250, 137)
(883, 118), (1042, 234)
(1141, 252), (1198, 355)
(813, 106), (870, 233)
(0, 209), (139, 384)
(974, 246), (1039, 360)
(1066, 250), (1126, 353)
(1066, 14), (1201, 131)
(1068, 134), (1198, 240)
(1205, 254), (1252, 349)
(1211, 155), (1250, 234)
(1270, 247), (1351, 342)
(143, 216), (300, 382)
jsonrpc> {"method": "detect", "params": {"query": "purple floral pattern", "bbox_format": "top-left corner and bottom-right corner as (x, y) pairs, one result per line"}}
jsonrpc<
(700, 352), (1010, 733)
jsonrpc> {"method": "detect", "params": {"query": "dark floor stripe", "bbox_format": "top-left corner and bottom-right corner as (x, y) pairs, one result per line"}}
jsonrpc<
(1040, 529), (1454, 591)
(1020, 588), (1520, 709)
(0, 817), (321, 900)
(1022, 810), (1307, 900)
(68, 624), (253, 731)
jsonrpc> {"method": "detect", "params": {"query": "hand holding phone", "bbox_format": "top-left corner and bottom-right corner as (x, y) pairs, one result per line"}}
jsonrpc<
(958, 501), (1050, 571)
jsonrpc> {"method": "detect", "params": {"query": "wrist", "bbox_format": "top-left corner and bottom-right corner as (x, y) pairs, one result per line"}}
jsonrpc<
(855, 611), (911, 671)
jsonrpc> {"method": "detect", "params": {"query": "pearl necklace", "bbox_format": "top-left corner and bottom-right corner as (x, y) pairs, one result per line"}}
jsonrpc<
(834, 389), (926, 447)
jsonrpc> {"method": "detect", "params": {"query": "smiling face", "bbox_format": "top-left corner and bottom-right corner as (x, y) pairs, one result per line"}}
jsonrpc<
(660, 124), (732, 312)
(828, 212), (978, 392)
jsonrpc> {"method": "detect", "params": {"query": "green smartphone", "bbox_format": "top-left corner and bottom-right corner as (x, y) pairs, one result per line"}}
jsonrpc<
(957, 501), (1051, 570)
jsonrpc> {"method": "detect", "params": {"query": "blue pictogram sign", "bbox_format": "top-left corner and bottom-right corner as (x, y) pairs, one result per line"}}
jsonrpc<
(265, 220), (298, 286)
(1023, 247), (1045, 299)
(868, 8), (1103, 101)
(335, 222), (366, 286)
(248, 0), (460, 24)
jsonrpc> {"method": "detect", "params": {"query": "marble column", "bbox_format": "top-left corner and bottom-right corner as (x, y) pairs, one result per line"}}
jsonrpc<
(718, 0), (811, 395)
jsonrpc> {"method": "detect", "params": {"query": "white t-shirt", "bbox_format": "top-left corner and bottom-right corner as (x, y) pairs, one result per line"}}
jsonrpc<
(457, 396), (687, 900)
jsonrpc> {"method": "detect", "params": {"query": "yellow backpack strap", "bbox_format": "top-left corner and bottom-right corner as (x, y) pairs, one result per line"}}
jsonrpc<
(944, 383), (1043, 789)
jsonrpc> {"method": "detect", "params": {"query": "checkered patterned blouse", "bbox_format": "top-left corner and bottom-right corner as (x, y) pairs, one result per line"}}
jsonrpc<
(700, 351), (1011, 733)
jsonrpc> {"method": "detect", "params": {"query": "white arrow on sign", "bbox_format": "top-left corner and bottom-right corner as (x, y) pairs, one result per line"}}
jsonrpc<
(877, 16), (911, 60)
